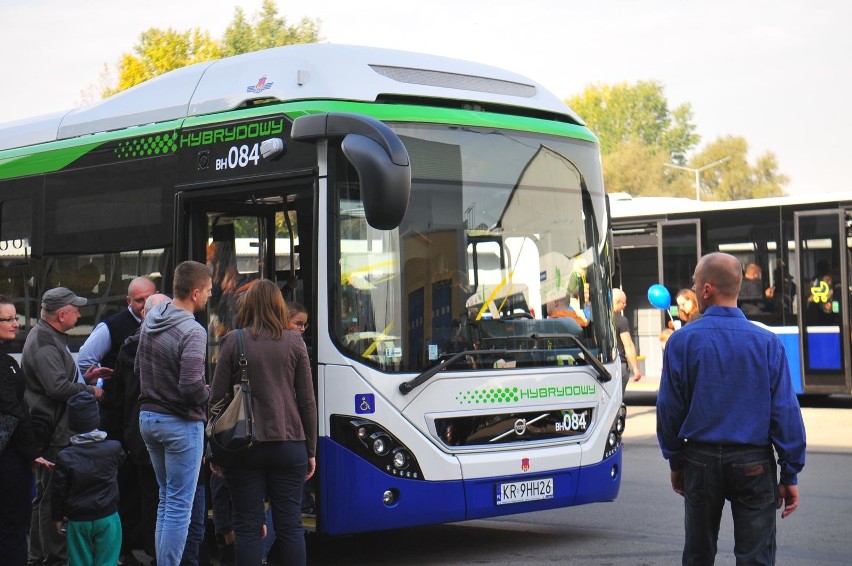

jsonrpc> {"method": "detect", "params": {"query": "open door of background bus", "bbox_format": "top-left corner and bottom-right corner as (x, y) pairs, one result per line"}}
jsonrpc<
(794, 210), (852, 393)
(612, 219), (699, 384)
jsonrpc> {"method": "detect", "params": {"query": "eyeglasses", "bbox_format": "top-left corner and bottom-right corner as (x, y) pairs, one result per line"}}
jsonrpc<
(292, 322), (309, 331)
(0, 317), (18, 324)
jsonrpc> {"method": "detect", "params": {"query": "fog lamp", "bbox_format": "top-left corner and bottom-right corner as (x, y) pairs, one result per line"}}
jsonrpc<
(383, 489), (397, 505)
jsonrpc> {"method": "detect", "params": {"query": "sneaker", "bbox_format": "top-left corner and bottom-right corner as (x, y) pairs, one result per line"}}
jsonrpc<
(301, 506), (316, 518)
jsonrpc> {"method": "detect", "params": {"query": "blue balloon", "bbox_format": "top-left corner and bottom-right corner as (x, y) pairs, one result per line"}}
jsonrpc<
(647, 284), (671, 310)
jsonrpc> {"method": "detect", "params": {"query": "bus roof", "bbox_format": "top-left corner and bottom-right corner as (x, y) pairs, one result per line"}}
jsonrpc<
(609, 192), (852, 220)
(0, 43), (583, 152)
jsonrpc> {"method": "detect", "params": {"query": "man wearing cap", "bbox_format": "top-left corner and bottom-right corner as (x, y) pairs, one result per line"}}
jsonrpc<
(23, 287), (112, 566)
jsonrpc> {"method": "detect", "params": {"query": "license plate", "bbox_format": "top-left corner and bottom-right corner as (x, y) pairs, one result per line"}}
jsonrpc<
(496, 477), (554, 505)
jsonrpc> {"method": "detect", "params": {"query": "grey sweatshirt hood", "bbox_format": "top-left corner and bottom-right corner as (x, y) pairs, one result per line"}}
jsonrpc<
(143, 301), (197, 334)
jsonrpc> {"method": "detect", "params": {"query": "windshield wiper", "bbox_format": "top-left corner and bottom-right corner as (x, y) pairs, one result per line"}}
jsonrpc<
(531, 333), (612, 384)
(398, 341), (612, 396)
(399, 349), (503, 395)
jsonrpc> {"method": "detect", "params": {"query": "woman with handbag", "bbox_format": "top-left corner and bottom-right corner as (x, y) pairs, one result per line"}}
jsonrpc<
(210, 280), (317, 566)
(0, 295), (52, 564)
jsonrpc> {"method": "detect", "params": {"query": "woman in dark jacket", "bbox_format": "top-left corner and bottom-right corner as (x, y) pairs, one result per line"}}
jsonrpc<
(210, 280), (317, 566)
(0, 295), (51, 565)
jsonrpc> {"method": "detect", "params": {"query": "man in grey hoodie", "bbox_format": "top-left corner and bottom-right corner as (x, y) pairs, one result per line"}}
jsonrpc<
(136, 261), (211, 566)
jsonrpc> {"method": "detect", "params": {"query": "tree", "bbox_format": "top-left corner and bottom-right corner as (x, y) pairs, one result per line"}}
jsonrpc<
(566, 81), (699, 162)
(567, 81), (788, 200)
(684, 136), (788, 200)
(104, 28), (221, 96)
(221, 0), (321, 56)
(100, 0), (321, 97)
(567, 81), (700, 197)
(605, 139), (693, 198)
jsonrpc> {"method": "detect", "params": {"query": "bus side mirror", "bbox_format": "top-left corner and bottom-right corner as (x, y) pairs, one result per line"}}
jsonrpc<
(291, 112), (411, 230)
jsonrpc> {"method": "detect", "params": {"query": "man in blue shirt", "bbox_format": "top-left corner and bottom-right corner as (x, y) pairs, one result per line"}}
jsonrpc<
(657, 252), (806, 565)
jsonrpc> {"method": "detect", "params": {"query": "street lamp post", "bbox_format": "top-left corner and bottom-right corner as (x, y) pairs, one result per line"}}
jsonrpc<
(664, 156), (730, 201)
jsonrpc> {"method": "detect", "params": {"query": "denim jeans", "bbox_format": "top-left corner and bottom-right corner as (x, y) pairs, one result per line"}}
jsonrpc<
(139, 410), (204, 566)
(180, 478), (206, 566)
(682, 443), (778, 566)
(223, 441), (308, 566)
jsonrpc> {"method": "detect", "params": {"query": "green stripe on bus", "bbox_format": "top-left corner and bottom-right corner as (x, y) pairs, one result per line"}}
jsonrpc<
(183, 100), (599, 143)
(0, 102), (596, 179)
(0, 120), (184, 179)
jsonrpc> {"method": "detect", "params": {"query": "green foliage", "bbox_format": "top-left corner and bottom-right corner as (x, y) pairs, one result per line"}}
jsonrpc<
(221, 0), (321, 57)
(103, 0), (321, 97)
(566, 81), (699, 161)
(685, 136), (788, 200)
(105, 28), (221, 96)
(605, 139), (693, 198)
(567, 81), (787, 200)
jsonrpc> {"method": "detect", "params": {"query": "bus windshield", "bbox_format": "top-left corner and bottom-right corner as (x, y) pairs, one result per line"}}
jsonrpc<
(332, 123), (612, 373)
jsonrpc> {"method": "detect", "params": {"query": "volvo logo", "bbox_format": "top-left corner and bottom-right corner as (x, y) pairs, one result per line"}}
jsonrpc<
(489, 413), (549, 443)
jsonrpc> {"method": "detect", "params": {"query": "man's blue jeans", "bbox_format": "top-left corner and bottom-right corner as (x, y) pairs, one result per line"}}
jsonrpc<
(139, 411), (204, 566)
(180, 478), (206, 566)
(682, 443), (778, 566)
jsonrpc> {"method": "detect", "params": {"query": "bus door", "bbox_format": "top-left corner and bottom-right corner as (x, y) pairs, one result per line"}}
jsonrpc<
(660, 220), (700, 333)
(794, 210), (850, 392)
(612, 220), (662, 379)
(175, 183), (315, 371)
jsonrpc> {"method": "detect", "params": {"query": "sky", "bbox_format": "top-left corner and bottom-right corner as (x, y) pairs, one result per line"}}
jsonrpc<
(1, 0), (850, 196)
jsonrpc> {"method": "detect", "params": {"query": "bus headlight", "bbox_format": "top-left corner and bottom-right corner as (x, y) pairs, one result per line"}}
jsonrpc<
(331, 416), (425, 480)
(371, 432), (391, 456)
(603, 404), (627, 460)
(608, 431), (618, 448)
(615, 405), (626, 434)
(392, 448), (410, 470)
(357, 426), (369, 441)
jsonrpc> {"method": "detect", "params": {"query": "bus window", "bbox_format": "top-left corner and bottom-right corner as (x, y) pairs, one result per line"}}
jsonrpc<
(331, 124), (613, 373)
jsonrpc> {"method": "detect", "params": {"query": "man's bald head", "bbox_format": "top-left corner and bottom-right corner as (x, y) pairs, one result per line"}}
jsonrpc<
(694, 252), (742, 310)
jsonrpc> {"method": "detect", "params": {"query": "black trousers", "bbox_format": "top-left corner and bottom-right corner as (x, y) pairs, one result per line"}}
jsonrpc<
(0, 447), (34, 566)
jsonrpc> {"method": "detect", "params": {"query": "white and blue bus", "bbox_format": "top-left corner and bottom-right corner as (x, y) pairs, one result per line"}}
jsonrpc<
(611, 192), (852, 396)
(0, 44), (625, 535)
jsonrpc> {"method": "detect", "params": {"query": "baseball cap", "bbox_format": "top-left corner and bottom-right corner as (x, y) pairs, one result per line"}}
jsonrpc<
(41, 287), (87, 311)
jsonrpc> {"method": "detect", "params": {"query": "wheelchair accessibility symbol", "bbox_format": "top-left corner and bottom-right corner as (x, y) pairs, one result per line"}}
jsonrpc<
(355, 393), (375, 414)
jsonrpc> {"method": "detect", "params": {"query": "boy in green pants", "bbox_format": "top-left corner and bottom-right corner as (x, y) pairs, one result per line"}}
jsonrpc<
(51, 391), (125, 565)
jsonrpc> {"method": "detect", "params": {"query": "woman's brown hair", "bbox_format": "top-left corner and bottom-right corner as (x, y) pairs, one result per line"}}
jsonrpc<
(236, 279), (289, 339)
(676, 288), (698, 321)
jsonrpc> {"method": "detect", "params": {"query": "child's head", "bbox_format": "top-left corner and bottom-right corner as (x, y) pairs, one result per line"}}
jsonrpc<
(288, 301), (309, 332)
(67, 391), (100, 434)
